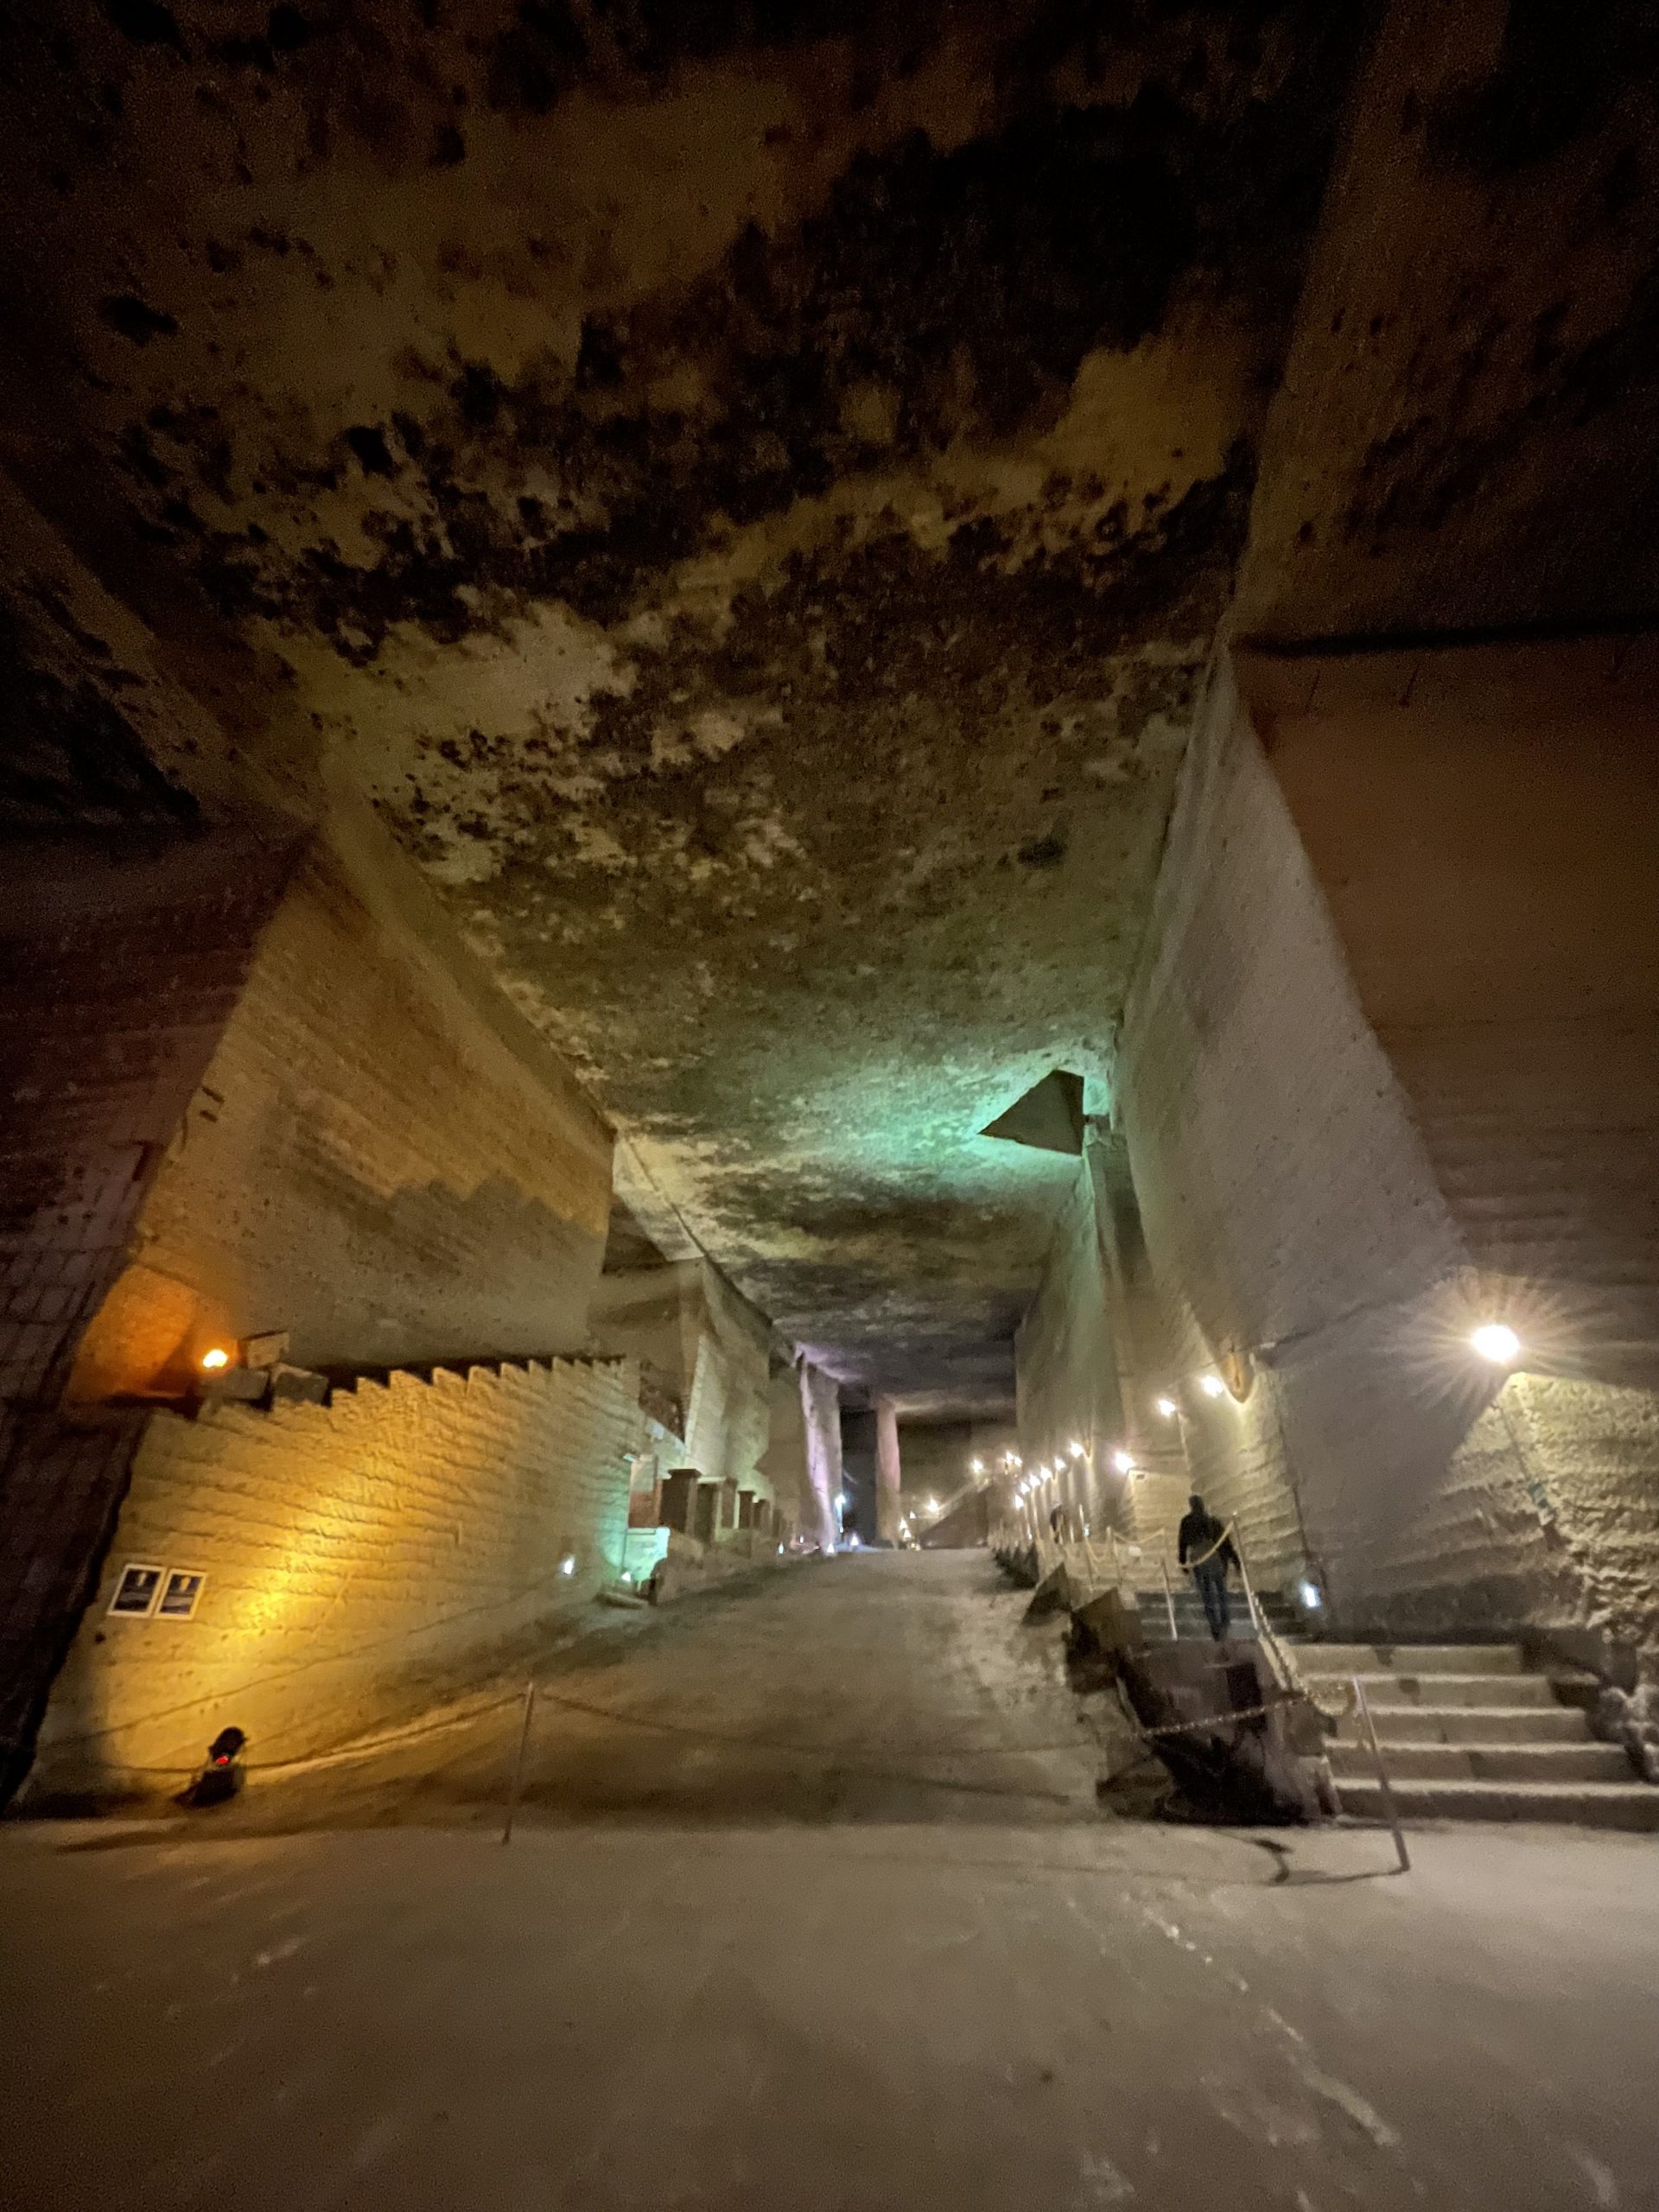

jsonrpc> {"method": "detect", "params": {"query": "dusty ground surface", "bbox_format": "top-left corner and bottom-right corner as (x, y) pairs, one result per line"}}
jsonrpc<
(3, 1554), (1656, 2209)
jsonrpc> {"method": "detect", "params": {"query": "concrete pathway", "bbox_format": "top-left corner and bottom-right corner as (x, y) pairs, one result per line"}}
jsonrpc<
(3, 1553), (1656, 2209)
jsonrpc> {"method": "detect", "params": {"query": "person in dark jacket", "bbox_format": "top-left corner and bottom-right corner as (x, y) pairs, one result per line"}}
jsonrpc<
(1178, 1492), (1239, 1639)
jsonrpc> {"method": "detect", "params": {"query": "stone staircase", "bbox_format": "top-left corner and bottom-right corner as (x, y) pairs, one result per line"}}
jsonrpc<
(1134, 1581), (1298, 1644)
(1298, 1643), (1659, 1832)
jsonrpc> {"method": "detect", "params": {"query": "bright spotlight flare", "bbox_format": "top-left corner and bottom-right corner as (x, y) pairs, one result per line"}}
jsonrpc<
(1111, 1449), (1135, 1474)
(1198, 1371), (1228, 1399)
(200, 1346), (231, 1372)
(1471, 1321), (1522, 1366)
(1154, 1395), (1178, 1419)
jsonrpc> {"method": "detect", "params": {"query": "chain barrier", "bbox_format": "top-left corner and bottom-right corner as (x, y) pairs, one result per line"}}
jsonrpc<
(1126, 1689), (1306, 1741)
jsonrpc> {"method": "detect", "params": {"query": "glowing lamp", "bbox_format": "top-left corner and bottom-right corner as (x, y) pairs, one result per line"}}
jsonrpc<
(559, 1554), (576, 1577)
(1471, 1322), (1521, 1366)
(970, 1457), (985, 1475)
(1198, 1372), (1227, 1399)
(1111, 1449), (1135, 1475)
(1068, 1440), (1086, 1459)
(1298, 1580), (1323, 1611)
(200, 1346), (231, 1372)
(1154, 1395), (1178, 1419)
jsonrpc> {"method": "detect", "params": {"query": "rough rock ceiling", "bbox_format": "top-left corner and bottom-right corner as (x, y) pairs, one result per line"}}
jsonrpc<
(1236, 0), (1659, 642)
(8, 3), (1654, 1412)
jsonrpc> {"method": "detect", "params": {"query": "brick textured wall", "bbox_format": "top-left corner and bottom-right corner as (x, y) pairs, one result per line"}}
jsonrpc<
(72, 815), (613, 1393)
(0, 828), (301, 1793)
(29, 1352), (643, 1796)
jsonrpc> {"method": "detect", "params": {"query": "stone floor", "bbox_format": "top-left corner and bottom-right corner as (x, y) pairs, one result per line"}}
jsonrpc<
(3, 1553), (1656, 2209)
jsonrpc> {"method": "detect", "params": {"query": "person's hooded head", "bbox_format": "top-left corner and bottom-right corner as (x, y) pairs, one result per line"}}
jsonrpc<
(1189, 1493), (1205, 1514)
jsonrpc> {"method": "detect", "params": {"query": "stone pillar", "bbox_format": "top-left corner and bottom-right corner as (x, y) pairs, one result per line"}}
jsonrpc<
(660, 1468), (699, 1535)
(797, 1358), (842, 1554)
(874, 1395), (902, 1544)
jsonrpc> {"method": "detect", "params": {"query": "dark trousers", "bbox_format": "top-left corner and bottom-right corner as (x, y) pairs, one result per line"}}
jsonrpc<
(1194, 1562), (1230, 1640)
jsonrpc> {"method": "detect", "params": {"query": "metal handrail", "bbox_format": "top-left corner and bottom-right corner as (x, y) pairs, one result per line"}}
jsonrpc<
(1157, 1556), (1179, 1638)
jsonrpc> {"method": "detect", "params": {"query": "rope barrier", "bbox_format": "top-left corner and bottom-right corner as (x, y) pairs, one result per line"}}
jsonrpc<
(1180, 1519), (1239, 1571)
(72, 1688), (529, 1780)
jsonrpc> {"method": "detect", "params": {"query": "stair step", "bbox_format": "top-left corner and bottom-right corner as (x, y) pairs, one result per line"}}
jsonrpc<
(1366, 1705), (1590, 1746)
(1334, 1777), (1659, 1832)
(1302, 1643), (1523, 1675)
(1327, 1740), (1631, 1784)
(1300, 1670), (1560, 1709)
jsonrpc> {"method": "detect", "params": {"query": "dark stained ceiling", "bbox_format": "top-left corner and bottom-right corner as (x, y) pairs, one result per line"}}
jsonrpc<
(3, 2), (1657, 1413)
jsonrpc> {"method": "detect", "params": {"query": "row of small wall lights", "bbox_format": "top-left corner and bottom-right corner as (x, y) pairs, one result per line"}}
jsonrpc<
(971, 1321), (1523, 1496)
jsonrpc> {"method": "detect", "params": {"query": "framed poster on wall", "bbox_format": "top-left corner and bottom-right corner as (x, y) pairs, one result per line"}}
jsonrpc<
(108, 1564), (165, 1618)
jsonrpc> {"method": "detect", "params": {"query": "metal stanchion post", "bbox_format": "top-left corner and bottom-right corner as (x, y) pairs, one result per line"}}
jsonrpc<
(1236, 1541), (1264, 1638)
(1353, 1674), (1411, 1874)
(1159, 1555), (1179, 1639)
(501, 1677), (537, 1847)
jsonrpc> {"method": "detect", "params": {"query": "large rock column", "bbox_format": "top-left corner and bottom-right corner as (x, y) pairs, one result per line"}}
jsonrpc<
(798, 1359), (843, 1554)
(874, 1396), (903, 1544)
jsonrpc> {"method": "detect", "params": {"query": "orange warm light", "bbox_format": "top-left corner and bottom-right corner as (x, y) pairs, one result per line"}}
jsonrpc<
(200, 1346), (232, 1372)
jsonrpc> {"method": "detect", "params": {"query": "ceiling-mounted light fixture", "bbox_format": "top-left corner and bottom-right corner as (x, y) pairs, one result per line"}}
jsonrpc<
(1111, 1449), (1135, 1475)
(1198, 1372), (1227, 1400)
(1154, 1395), (1178, 1419)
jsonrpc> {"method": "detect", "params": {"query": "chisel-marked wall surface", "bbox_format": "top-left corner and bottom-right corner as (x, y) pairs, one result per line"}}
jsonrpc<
(70, 817), (614, 1398)
(0, 827), (301, 1796)
(1103, 654), (1659, 1635)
